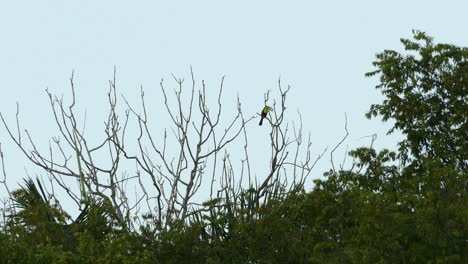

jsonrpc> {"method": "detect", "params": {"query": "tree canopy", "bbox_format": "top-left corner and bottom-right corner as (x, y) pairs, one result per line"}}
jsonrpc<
(0, 31), (466, 263)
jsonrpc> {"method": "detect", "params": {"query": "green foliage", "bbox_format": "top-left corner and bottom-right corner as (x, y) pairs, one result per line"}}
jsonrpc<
(10, 178), (70, 226)
(365, 30), (468, 170)
(0, 31), (466, 263)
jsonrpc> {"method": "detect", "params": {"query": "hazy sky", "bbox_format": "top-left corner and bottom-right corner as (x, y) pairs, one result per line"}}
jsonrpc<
(1, 1), (467, 202)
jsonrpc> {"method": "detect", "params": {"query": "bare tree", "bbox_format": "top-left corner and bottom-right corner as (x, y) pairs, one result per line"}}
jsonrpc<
(115, 68), (259, 228)
(1, 69), (132, 227)
(0, 69), (325, 232)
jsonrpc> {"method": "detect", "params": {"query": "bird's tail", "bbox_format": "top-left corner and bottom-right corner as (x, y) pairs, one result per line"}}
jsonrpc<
(259, 117), (264, 126)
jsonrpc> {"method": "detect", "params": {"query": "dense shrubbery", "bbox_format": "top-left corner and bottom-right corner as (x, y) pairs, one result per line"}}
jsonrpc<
(1, 160), (466, 263)
(1, 32), (466, 263)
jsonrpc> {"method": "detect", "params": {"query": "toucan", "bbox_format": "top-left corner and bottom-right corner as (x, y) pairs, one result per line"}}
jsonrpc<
(259, 106), (273, 126)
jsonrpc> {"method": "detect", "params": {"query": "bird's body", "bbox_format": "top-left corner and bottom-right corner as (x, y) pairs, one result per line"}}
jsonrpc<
(259, 106), (272, 126)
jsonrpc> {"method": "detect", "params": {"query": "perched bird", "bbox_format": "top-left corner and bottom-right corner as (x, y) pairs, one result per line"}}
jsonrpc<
(259, 106), (273, 126)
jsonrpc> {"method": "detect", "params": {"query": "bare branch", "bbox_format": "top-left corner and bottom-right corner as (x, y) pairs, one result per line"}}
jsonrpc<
(330, 112), (349, 173)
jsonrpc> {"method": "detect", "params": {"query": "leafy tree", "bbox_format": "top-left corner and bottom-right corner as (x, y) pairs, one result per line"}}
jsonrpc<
(366, 30), (468, 171)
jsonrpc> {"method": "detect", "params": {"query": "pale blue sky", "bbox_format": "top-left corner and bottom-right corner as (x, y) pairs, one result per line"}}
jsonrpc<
(1, 1), (467, 201)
